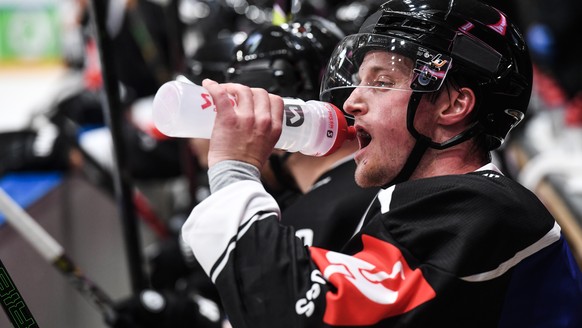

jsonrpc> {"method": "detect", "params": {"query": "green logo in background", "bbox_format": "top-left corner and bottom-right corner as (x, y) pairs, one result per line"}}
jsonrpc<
(0, 6), (61, 62)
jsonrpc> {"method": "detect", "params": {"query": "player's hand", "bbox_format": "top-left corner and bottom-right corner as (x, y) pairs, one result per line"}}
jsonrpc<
(202, 79), (283, 170)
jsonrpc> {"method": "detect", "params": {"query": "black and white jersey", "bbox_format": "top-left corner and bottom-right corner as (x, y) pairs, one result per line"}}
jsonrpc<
(281, 159), (379, 251)
(182, 164), (582, 327)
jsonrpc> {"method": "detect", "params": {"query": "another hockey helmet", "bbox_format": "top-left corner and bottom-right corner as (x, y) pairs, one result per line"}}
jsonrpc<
(185, 32), (241, 84)
(320, 0), (533, 150)
(226, 16), (345, 100)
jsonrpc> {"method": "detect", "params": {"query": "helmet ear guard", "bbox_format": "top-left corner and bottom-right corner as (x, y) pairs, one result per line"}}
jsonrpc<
(447, 22), (531, 149)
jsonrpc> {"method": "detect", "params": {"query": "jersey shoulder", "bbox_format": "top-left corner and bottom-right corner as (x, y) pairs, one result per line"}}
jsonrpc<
(369, 171), (557, 275)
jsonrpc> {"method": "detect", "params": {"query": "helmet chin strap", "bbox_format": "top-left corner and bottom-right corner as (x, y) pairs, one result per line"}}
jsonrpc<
(383, 93), (430, 187)
(383, 91), (485, 188)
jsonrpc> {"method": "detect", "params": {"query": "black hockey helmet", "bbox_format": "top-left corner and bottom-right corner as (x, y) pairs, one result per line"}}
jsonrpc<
(185, 32), (242, 84)
(226, 16), (345, 100)
(320, 0), (533, 150)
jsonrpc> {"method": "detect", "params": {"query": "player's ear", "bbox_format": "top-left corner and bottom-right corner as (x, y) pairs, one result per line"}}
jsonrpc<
(438, 87), (476, 125)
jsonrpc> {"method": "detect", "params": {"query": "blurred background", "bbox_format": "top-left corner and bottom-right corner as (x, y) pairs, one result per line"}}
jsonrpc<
(0, 0), (581, 327)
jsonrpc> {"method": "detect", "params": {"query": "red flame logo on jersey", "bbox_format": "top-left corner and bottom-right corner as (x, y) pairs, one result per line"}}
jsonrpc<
(310, 235), (435, 326)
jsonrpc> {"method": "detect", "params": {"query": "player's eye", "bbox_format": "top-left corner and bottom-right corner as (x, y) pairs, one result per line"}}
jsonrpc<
(371, 77), (395, 88)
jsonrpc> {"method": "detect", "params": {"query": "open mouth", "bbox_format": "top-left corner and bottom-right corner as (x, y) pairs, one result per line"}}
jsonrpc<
(356, 127), (372, 149)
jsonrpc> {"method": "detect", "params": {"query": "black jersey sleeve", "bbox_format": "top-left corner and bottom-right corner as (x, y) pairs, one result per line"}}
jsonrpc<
(181, 180), (328, 328)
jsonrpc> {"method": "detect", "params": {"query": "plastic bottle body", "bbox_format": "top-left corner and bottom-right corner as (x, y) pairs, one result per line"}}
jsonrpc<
(273, 98), (342, 156)
(152, 80), (353, 156)
(152, 81), (216, 139)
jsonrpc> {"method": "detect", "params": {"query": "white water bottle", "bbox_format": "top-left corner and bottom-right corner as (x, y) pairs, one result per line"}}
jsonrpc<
(152, 80), (355, 156)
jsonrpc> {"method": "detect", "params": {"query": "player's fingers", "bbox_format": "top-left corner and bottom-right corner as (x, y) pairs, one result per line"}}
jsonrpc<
(250, 87), (274, 135)
(269, 93), (284, 138)
(222, 83), (254, 118)
(202, 79), (234, 119)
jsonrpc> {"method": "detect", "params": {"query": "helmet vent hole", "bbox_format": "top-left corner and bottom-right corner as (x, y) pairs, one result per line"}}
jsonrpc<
(376, 17), (435, 34)
(401, 19), (435, 32)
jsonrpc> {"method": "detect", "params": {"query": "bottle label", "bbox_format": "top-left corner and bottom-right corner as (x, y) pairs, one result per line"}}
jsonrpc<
(200, 92), (215, 111)
(324, 103), (336, 139)
(309, 103), (338, 156)
(284, 104), (305, 127)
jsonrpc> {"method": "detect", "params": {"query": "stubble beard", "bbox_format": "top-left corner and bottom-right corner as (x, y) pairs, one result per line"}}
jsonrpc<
(354, 160), (393, 188)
